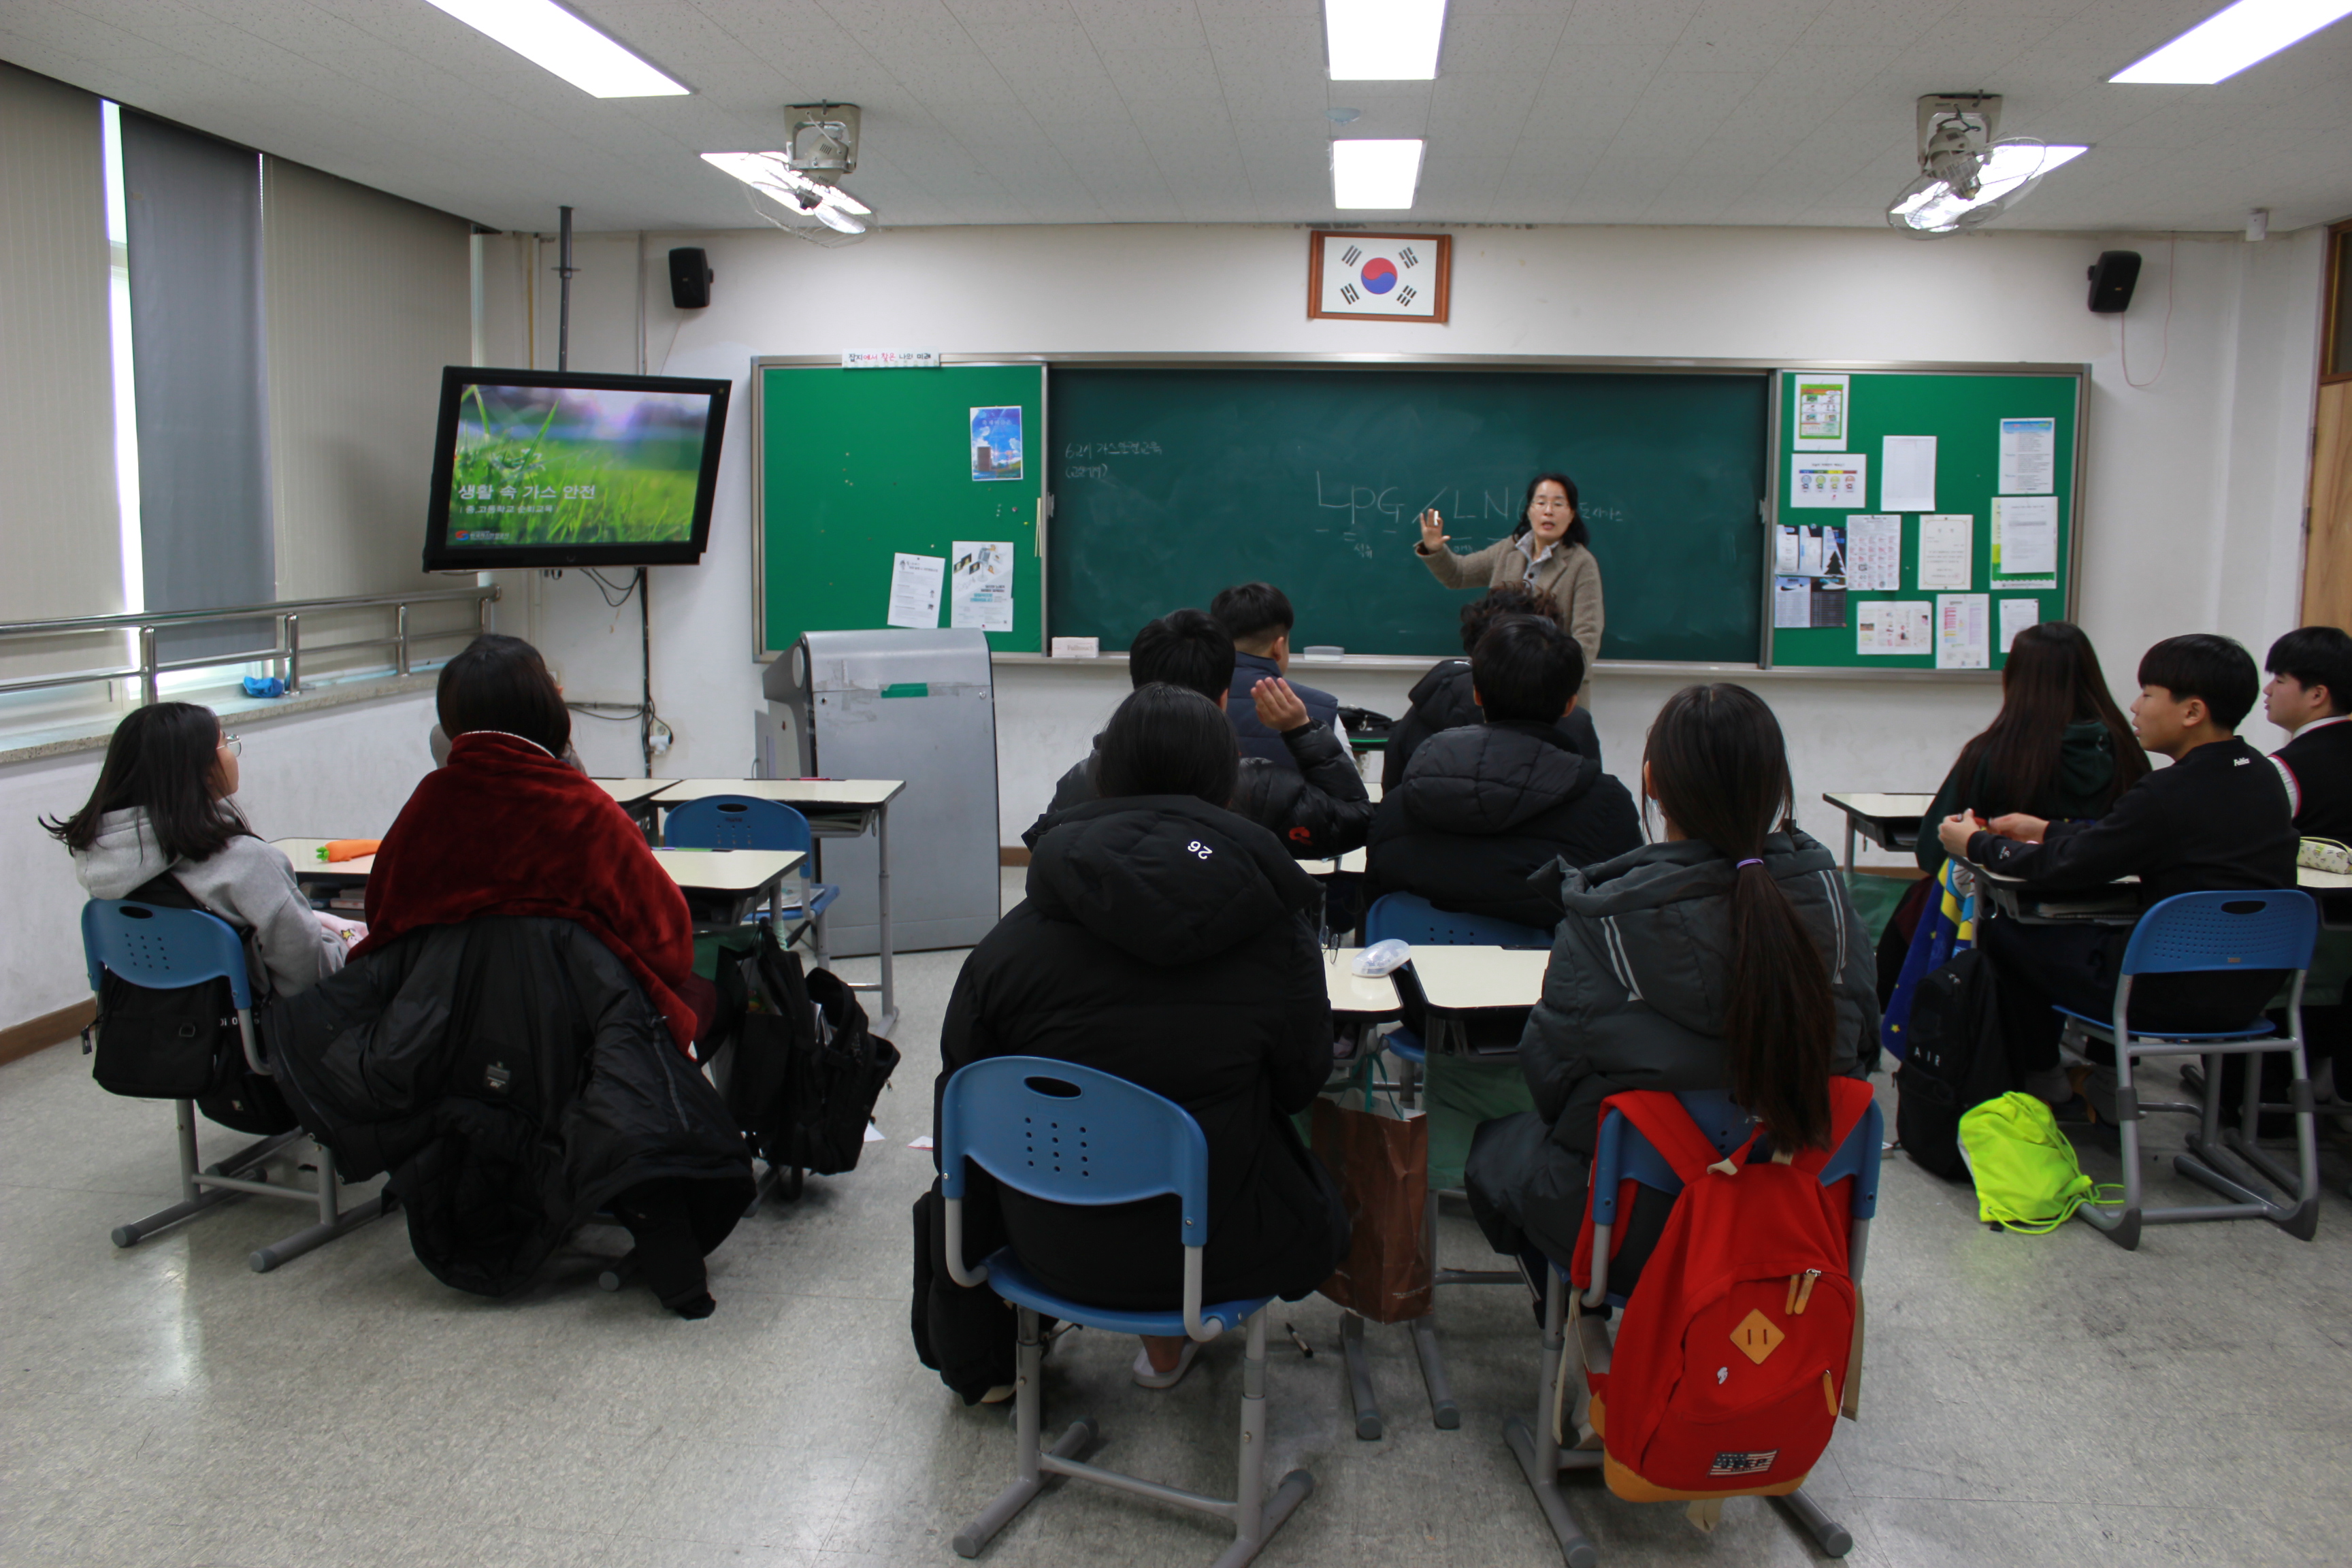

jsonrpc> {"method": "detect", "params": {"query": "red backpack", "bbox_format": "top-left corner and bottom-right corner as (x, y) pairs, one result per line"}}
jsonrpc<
(1572, 1079), (1875, 1504)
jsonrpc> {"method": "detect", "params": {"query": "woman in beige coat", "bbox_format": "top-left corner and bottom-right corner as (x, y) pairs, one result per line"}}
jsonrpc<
(1415, 472), (1603, 702)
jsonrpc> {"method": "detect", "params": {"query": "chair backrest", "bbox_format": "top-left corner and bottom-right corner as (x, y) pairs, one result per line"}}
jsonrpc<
(1590, 1088), (1883, 1228)
(666, 794), (813, 854)
(81, 898), (253, 1011)
(2117, 889), (2317, 977)
(1365, 890), (1550, 949)
(939, 1056), (1212, 1246)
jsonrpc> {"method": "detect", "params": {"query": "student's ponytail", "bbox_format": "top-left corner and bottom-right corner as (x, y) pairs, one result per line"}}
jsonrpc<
(1644, 685), (1834, 1149)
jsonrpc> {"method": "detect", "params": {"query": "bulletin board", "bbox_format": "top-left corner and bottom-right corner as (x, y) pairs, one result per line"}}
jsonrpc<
(753, 361), (1045, 658)
(1767, 368), (2085, 672)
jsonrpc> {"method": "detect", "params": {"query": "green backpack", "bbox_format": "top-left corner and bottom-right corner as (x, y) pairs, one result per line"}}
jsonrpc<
(1955, 1092), (2119, 1233)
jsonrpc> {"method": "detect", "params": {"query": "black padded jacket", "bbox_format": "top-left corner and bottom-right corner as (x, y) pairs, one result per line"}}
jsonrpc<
(1382, 659), (1601, 793)
(938, 795), (1345, 1311)
(1025, 718), (1373, 860)
(270, 917), (754, 1296)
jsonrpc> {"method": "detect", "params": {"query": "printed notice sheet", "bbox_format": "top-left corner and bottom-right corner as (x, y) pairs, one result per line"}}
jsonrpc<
(1774, 576), (1811, 629)
(1880, 436), (1938, 512)
(1857, 600), (1930, 655)
(1792, 453), (1867, 509)
(1918, 514), (1974, 591)
(885, 551), (945, 628)
(1998, 417), (2056, 494)
(1999, 597), (2042, 654)
(1991, 495), (2059, 578)
(949, 540), (1015, 632)
(1936, 594), (1989, 670)
(1793, 375), (1851, 451)
(1847, 515), (1901, 592)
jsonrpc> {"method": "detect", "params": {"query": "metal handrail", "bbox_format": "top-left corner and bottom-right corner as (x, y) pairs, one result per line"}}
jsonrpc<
(0, 586), (497, 705)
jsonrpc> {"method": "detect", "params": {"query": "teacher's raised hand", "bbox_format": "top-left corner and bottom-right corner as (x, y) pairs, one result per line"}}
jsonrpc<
(1418, 508), (1449, 553)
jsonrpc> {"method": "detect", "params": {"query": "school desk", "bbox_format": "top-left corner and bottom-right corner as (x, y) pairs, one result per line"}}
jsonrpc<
(589, 777), (674, 828)
(272, 839), (804, 922)
(1405, 946), (1551, 1016)
(1820, 791), (1937, 875)
(1324, 949), (1402, 1018)
(648, 779), (907, 1034)
(1307, 847), (1369, 877)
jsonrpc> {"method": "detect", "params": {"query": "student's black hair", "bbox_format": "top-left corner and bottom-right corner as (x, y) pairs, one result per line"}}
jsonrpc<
(1644, 684), (1833, 1150)
(1458, 585), (1561, 655)
(1208, 582), (1296, 647)
(1471, 616), (1584, 722)
(1948, 622), (2147, 821)
(436, 633), (572, 756)
(1511, 472), (1588, 549)
(1095, 683), (1239, 806)
(43, 702), (252, 861)
(2138, 633), (2259, 731)
(1129, 609), (1236, 702)
(2265, 625), (2352, 717)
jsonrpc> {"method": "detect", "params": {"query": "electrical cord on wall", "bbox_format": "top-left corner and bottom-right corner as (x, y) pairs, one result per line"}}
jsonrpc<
(561, 568), (670, 774)
(2121, 233), (2176, 390)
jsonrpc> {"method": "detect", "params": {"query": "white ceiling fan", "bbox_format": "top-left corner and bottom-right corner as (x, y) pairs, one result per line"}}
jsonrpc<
(1885, 95), (2087, 238)
(702, 150), (874, 236)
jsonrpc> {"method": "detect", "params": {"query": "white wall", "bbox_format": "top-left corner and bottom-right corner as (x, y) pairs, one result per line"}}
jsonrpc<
(482, 220), (2329, 864)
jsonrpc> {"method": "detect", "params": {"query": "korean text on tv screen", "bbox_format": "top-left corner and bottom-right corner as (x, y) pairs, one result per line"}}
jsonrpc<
(444, 382), (715, 549)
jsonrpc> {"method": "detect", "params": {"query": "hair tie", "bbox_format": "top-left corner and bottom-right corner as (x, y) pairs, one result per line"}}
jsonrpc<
(1735, 857), (1764, 870)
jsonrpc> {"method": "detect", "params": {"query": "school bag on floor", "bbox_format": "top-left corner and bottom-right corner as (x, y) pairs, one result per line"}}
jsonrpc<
(1894, 945), (2011, 1181)
(1573, 1079), (1876, 1508)
(705, 923), (899, 1177)
(1957, 1092), (2112, 1232)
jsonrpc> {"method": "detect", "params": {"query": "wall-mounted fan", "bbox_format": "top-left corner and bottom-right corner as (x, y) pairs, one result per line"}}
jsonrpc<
(1886, 95), (2086, 238)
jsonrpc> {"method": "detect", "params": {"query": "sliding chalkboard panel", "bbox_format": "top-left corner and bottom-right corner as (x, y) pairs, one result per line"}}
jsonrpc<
(1047, 367), (1769, 661)
(1768, 370), (2082, 672)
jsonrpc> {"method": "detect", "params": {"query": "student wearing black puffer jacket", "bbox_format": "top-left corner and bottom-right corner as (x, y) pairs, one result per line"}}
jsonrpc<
(1365, 616), (1640, 929)
(938, 683), (1348, 1392)
(1023, 609), (1372, 860)
(1383, 585), (1601, 794)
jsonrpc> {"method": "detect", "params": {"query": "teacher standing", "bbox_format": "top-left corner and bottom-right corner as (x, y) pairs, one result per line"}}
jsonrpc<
(1415, 473), (1603, 703)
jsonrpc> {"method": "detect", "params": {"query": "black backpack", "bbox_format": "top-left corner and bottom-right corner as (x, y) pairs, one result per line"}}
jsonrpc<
(84, 875), (298, 1135)
(706, 924), (900, 1177)
(1893, 947), (2012, 1181)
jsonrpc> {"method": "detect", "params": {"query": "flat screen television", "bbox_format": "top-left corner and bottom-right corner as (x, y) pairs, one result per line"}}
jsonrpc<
(421, 367), (732, 570)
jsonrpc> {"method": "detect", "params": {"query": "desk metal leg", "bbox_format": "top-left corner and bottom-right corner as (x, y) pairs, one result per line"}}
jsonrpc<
(1843, 817), (1857, 876)
(875, 800), (896, 1036)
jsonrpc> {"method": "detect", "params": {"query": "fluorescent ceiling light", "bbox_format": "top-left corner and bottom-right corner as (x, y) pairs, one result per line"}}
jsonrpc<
(1326, 0), (1448, 80)
(1332, 138), (1424, 208)
(421, 0), (689, 97)
(1890, 143), (2089, 229)
(2110, 0), (2352, 84)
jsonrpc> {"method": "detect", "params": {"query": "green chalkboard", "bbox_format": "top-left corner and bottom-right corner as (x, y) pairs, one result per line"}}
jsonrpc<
(1047, 368), (1769, 661)
(1769, 370), (2082, 671)
(757, 363), (1044, 656)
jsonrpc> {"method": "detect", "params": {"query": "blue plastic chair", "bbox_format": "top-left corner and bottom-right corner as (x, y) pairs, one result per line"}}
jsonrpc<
(664, 794), (841, 966)
(81, 898), (389, 1273)
(2050, 889), (2319, 1250)
(1508, 1090), (1883, 1565)
(938, 1056), (1313, 1566)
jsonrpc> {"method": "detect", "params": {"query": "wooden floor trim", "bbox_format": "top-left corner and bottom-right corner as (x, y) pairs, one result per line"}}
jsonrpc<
(0, 1000), (94, 1068)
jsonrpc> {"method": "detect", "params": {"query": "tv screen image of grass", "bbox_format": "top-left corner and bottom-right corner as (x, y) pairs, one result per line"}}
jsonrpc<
(448, 382), (713, 547)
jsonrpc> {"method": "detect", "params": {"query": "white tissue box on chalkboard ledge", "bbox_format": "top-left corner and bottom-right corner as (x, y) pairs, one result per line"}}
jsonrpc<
(1299, 646), (1346, 659)
(1050, 637), (1099, 658)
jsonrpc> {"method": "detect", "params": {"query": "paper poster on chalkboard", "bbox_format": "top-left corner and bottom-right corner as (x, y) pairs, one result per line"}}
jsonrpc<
(949, 540), (1015, 632)
(1791, 453), (1866, 508)
(970, 406), (1023, 481)
(1793, 374), (1850, 451)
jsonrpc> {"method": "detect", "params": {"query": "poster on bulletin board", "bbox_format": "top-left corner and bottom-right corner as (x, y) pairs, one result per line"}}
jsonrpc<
(1769, 368), (2082, 673)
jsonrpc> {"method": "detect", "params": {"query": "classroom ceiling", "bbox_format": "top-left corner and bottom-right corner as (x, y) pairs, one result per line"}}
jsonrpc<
(5, 0), (2351, 236)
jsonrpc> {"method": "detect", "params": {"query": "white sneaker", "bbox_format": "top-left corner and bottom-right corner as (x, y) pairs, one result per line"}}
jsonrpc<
(1131, 1340), (1201, 1390)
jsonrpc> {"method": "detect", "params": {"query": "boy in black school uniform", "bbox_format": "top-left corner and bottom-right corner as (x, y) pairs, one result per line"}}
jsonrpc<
(2263, 625), (2352, 841)
(1937, 634), (2297, 1114)
(1024, 608), (1372, 858)
(1210, 583), (1344, 772)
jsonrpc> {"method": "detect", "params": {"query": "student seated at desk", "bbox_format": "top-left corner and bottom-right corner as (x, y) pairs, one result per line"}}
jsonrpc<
(2263, 625), (2352, 840)
(1024, 608), (1371, 859)
(1463, 683), (1876, 1286)
(1210, 581), (1343, 770)
(1363, 615), (1639, 929)
(1382, 585), (1601, 794)
(1914, 622), (2146, 880)
(1938, 634), (2296, 1111)
(49, 702), (349, 998)
(937, 683), (1347, 1392)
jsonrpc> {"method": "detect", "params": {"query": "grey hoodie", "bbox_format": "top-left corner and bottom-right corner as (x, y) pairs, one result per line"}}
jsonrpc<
(72, 807), (345, 999)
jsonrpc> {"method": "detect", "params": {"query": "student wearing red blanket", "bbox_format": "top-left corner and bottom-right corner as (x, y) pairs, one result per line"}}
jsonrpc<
(359, 634), (711, 1055)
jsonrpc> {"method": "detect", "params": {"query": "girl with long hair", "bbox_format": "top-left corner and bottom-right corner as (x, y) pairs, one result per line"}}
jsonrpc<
(1465, 683), (1877, 1277)
(1916, 621), (2146, 877)
(47, 702), (349, 997)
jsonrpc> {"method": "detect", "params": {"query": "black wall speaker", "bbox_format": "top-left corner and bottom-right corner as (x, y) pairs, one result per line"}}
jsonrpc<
(668, 246), (713, 310)
(2087, 250), (2140, 314)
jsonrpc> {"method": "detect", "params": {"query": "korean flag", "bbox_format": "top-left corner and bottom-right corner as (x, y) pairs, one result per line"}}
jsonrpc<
(1319, 238), (1439, 320)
